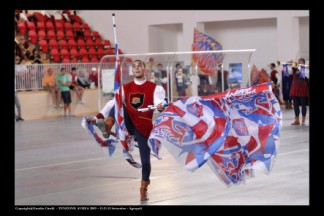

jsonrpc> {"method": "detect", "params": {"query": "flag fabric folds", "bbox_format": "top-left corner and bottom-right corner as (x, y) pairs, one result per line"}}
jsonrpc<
(149, 82), (282, 186)
(81, 117), (118, 157)
(192, 28), (224, 75)
(250, 66), (272, 87)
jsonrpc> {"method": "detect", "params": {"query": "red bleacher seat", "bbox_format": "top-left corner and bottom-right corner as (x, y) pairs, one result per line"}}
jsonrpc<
(70, 15), (83, 24)
(64, 22), (73, 31)
(81, 23), (90, 31)
(95, 38), (104, 50)
(65, 30), (74, 40)
(92, 31), (101, 40)
(49, 39), (58, 49)
(62, 58), (70, 63)
(104, 40), (111, 48)
(88, 48), (96, 57)
(33, 12), (47, 23)
(56, 30), (65, 40)
(59, 40), (68, 50)
(47, 30), (56, 40)
(97, 48), (105, 59)
(27, 22), (36, 31)
(86, 38), (95, 49)
(81, 57), (89, 63)
(60, 48), (69, 59)
(70, 48), (79, 59)
(50, 48), (60, 63)
(70, 58), (78, 63)
(73, 22), (81, 32)
(28, 30), (37, 44)
(45, 21), (54, 31)
(55, 21), (64, 31)
(39, 40), (48, 53)
(68, 39), (77, 49)
(83, 30), (92, 40)
(79, 48), (88, 58)
(77, 39), (86, 49)
(37, 22), (45, 31)
(37, 30), (46, 40)
(90, 56), (99, 62)
(17, 22), (26, 34)
(105, 48), (114, 55)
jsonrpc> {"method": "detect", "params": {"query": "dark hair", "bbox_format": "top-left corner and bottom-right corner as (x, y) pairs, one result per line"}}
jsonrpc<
(176, 63), (181, 68)
(134, 59), (145, 68)
(157, 63), (163, 67)
(71, 67), (76, 71)
(298, 58), (306, 64)
(270, 63), (275, 68)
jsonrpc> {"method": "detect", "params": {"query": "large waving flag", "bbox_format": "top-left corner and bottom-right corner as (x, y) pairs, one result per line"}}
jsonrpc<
(149, 82), (282, 186)
(192, 28), (224, 75)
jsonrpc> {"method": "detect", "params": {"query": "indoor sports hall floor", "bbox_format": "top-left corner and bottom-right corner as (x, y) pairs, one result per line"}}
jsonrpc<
(15, 109), (309, 205)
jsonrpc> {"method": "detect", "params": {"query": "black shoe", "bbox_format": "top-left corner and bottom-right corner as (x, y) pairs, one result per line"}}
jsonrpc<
(17, 117), (24, 121)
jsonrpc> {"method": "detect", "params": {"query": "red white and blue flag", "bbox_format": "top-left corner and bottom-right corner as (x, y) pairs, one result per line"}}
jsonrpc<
(149, 82), (282, 186)
(192, 28), (224, 75)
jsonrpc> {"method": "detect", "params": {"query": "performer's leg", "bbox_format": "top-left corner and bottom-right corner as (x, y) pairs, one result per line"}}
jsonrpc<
(291, 97), (300, 125)
(97, 107), (115, 138)
(134, 128), (151, 201)
(300, 97), (307, 125)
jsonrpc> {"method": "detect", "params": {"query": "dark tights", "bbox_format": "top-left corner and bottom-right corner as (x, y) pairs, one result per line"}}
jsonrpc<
(292, 97), (307, 117)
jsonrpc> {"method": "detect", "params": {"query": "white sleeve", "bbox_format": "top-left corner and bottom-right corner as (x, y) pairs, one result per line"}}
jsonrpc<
(275, 73), (281, 84)
(100, 99), (114, 118)
(288, 67), (293, 75)
(154, 85), (166, 106)
(305, 68), (309, 78)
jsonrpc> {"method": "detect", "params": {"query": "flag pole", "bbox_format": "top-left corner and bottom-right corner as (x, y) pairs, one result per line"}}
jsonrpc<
(112, 13), (120, 138)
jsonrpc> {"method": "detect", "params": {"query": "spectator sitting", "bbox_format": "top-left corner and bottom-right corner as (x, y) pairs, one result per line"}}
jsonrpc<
(42, 68), (62, 108)
(89, 67), (99, 87)
(77, 69), (91, 88)
(69, 67), (85, 104)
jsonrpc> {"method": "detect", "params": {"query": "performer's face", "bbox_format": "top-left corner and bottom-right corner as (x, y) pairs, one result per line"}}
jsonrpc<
(132, 61), (145, 80)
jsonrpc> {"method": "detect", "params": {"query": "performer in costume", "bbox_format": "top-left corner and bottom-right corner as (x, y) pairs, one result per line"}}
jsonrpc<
(91, 60), (166, 201)
(122, 59), (166, 201)
(270, 63), (283, 105)
(290, 58), (309, 125)
(281, 64), (293, 110)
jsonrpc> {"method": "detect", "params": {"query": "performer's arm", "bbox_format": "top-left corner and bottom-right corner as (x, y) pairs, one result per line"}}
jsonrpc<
(275, 72), (281, 87)
(154, 85), (166, 112)
(89, 99), (114, 123)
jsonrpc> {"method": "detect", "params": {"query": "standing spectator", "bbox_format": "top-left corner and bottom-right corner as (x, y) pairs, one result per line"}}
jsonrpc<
(145, 57), (155, 71)
(57, 68), (72, 116)
(15, 92), (24, 121)
(174, 63), (188, 100)
(290, 58), (309, 125)
(157, 63), (168, 97)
